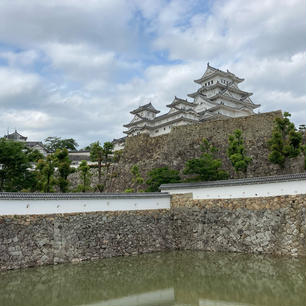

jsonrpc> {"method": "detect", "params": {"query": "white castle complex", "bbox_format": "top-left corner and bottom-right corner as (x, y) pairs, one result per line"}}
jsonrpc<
(113, 64), (260, 150)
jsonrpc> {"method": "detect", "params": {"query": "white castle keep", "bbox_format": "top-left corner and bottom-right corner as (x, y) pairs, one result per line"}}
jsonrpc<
(113, 64), (260, 150)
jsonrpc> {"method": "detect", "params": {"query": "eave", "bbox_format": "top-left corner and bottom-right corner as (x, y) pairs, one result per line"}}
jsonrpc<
(194, 70), (244, 85)
(209, 93), (260, 109)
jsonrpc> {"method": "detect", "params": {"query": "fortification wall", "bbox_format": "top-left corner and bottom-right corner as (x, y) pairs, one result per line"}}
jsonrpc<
(172, 193), (306, 257)
(1, 193), (305, 271)
(0, 209), (172, 271)
(104, 111), (305, 192)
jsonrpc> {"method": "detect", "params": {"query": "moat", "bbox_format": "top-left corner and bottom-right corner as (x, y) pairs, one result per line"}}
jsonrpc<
(0, 251), (305, 306)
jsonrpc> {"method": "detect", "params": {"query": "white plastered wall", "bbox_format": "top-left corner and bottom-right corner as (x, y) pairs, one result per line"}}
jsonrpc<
(162, 180), (306, 200)
(0, 196), (170, 216)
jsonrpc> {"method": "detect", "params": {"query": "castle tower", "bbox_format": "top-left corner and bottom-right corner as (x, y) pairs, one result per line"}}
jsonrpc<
(188, 63), (260, 120)
(123, 102), (160, 136)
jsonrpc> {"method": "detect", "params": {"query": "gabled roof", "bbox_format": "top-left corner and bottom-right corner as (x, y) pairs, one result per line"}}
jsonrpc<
(207, 104), (254, 114)
(188, 81), (253, 99)
(209, 93), (260, 109)
(112, 136), (127, 144)
(194, 63), (244, 84)
(4, 130), (27, 141)
(26, 141), (48, 151)
(166, 96), (195, 108)
(130, 102), (160, 115)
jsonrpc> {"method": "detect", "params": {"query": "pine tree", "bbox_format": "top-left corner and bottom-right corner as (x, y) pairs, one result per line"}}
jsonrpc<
(77, 160), (91, 192)
(54, 148), (75, 192)
(184, 138), (228, 181)
(268, 112), (302, 168)
(227, 129), (252, 176)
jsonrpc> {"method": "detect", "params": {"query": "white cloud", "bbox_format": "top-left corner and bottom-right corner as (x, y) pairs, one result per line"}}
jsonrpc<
(0, 67), (41, 102)
(0, 0), (136, 51)
(152, 0), (306, 61)
(43, 42), (142, 86)
(0, 50), (39, 67)
(0, 0), (305, 147)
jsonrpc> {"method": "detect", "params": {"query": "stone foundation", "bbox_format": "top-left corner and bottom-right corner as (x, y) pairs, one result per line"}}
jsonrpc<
(0, 194), (305, 271)
(171, 194), (306, 257)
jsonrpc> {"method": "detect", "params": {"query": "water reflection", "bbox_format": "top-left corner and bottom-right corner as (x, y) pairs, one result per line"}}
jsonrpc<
(0, 251), (305, 306)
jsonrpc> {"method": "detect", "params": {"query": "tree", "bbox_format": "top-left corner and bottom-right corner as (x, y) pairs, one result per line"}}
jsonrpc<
(77, 160), (91, 192)
(128, 165), (144, 192)
(44, 137), (78, 152)
(54, 148), (75, 192)
(102, 142), (114, 174)
(268, 112), (302, 168)
(184, 138), (229, 182)
(146, 167), (180, 192)
(90, 141), (114, 191)
(227, 129), (252, 176)
(90, 142), (104, 191)
(36, 155), (57, 193)
(0, 139), (37, 192)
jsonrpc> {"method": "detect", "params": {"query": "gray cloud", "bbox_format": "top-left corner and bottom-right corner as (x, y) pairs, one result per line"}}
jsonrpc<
(0, 0), (305, 147)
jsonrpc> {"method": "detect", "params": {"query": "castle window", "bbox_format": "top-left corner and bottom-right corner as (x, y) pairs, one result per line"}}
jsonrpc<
(211, 80), (213, 84)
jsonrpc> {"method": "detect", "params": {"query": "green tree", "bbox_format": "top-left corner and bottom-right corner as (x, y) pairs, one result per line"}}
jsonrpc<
(90, 141), (104, 190)
(44, 136), (78, 152)
(27, 148), (44, 163)
(0, 139), (37, 192)
(184, 138), (229, 182)
(146, 167), (180, 192)
(102, 142), (114, 173)
(268, 112), (302, 168)
(227, 129), (252, 176)
(54, 148), (75, 192)
(130, 164), (144, 192)
(89, 141), (113, 191)
(77, 160), (91, 192)
(36, 155), (57, 193)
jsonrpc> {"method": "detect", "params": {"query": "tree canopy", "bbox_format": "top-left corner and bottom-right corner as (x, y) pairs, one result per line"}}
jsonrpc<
(54, 148), (75, 192)
(44, 137), (78, 152)
(227, 129), (252, 176)
(268, 112), (302, 168)
(146, 167), (180, 192)
(184, 138), (229, 182)
(77, 160), (91, 192)
(89, 141), (113, 191)
(0, 139), (37, 192)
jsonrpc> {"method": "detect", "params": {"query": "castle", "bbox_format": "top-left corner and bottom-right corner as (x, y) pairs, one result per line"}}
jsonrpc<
(113, 63), (260, 150)
(3, 130), (48, 156)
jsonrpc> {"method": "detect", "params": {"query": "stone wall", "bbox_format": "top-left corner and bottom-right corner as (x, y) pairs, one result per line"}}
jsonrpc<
(103, 111), (305, 192)
(171, 193), (306, 257)
(0, 193), (305, 270)
(0, 210), (172, 271)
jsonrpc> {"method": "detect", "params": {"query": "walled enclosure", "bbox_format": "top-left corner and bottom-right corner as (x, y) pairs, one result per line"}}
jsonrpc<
(1, 193), (305, 271)
(93, 111), (305, 192)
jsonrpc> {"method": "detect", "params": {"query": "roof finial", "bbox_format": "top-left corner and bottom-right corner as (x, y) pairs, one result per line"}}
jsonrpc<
(207, 62), (210, 67)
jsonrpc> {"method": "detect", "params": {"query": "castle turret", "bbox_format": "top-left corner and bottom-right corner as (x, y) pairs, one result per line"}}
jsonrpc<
(123, 102), (160, 136)
(188, 63), (260, 119)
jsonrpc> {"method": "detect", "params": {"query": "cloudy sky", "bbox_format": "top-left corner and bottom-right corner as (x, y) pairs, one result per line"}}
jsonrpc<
(0, 0), (305, 148)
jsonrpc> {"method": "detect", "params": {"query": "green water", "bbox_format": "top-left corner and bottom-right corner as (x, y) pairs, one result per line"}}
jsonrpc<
(0, 251), (305, 306)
